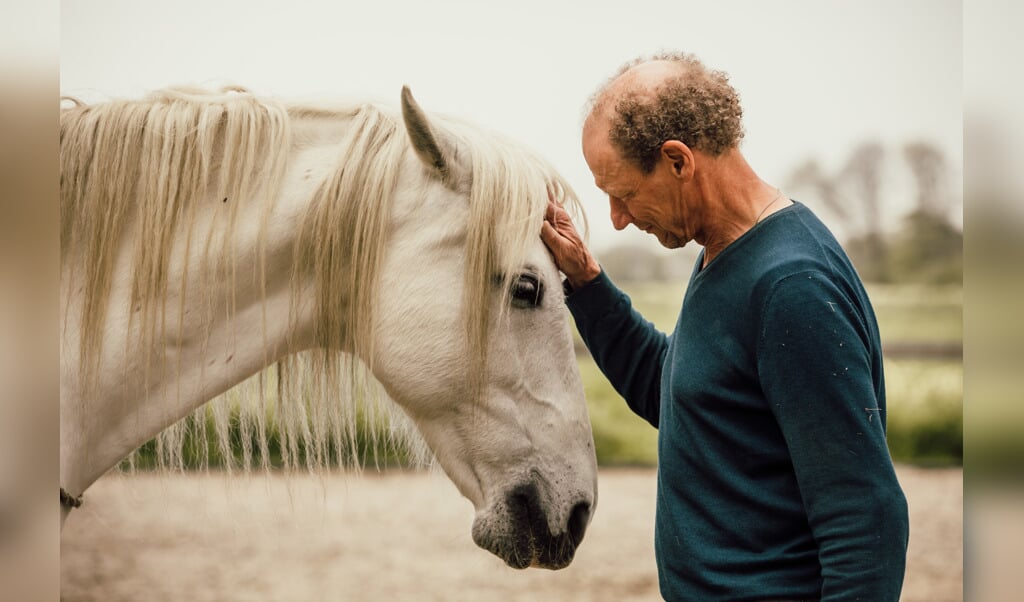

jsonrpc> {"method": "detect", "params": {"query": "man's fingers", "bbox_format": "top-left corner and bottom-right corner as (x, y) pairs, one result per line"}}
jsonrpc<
(546, 200), (578, 235)
(545, 198), (559, 225)
(541, 205), (598, 286)
(540, 220), (561, 247)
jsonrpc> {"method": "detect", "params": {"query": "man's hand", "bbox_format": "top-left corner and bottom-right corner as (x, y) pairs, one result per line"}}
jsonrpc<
(540, 193), (602, 289)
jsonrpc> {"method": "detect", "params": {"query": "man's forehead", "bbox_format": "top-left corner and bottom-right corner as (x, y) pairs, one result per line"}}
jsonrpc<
(582, 123), (614, 167)
(584, 141), (634, 193)
(582, 115), (609, 146)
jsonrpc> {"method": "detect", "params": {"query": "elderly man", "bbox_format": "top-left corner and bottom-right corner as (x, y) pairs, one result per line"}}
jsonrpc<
(541, 52), (909, 601)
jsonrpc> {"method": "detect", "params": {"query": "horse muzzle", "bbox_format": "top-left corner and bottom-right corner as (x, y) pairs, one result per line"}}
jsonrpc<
(471, 481), (592, 570)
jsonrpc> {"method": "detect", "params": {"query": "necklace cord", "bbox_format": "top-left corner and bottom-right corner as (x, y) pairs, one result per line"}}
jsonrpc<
(754, 188), (784, 224)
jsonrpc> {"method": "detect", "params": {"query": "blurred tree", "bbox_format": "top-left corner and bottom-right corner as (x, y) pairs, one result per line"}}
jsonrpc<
(840, 142), (885, 237)
(786, 158), (847, 222)
(838, 142), (888, 281)
(787, 142), (891, 281)
(887, 142), (961, 284)
(887, 208), (963, 284)
(904, 141), (950, 217)
(844, 232), (890, 282)
(785, 142), (887, 237)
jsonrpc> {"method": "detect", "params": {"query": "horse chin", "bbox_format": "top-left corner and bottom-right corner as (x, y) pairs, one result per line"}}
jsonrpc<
(470, 481), (591, 571)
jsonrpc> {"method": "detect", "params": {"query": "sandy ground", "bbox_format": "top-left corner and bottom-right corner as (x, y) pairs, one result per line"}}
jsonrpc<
(61, 466), (961, 601)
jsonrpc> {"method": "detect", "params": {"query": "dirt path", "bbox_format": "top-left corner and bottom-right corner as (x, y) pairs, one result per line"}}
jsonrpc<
(61, 466), (961, 601)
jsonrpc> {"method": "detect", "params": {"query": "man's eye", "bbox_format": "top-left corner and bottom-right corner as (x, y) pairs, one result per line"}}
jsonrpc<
(511, 273), (544, 308)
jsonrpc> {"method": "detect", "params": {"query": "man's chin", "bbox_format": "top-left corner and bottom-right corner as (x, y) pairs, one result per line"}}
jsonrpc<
(657, 232), (684, 249)
(637, 225), (685, 249)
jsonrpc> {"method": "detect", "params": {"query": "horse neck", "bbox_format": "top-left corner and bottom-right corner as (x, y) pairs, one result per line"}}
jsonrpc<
(59, 113), (366, 495)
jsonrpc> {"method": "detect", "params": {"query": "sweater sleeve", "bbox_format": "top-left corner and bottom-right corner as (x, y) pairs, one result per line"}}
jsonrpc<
(565, 270), (668, 428)
(758, 271), (909, 601)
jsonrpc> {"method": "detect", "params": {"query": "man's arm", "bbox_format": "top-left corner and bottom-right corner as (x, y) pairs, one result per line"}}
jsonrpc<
(758, 271), (909, 600)
(541, 200), (668, 427)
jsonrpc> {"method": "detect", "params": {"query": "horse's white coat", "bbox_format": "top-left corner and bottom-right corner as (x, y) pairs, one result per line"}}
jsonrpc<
(59, 88), (597, 568)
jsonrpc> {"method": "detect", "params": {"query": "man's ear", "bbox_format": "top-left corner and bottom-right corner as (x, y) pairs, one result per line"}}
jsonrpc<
(660, 141), (694, 181)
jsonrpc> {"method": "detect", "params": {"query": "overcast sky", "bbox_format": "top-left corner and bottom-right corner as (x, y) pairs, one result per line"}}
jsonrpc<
(61, 0), (963, 253)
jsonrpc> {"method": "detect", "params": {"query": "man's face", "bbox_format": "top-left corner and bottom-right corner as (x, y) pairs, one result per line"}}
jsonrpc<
(582, 123), (688, 249)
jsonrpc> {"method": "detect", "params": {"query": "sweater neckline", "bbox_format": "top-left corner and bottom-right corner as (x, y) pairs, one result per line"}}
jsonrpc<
(693, 199), (802, 281)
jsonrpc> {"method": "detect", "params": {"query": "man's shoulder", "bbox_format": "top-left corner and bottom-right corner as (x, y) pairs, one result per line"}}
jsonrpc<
(747, 204), (860, 306)
(758, 202), (843, 261)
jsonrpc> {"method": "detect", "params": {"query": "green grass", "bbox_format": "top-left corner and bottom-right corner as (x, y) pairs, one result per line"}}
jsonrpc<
(126, 408), (414, 471)
(617, 280), (687, 333)
(867, 284), (963, 344)
(579, 357), (658, 466)
(884, 359), (963, 465)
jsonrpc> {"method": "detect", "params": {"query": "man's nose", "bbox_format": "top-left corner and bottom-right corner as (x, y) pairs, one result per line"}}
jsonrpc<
(609, 197), (631, 231)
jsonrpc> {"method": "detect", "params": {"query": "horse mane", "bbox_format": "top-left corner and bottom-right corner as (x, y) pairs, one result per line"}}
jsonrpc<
(60, 85), (582, 473)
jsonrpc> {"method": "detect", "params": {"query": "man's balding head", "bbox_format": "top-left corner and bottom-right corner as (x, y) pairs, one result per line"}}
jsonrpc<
(585, 52), (745, 173)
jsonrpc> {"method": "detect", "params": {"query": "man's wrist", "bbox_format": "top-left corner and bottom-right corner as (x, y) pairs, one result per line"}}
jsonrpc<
(566, 262), (602, 290)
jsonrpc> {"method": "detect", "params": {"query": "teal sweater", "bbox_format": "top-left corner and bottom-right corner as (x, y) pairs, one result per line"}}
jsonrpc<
(567, 202), (908, 601)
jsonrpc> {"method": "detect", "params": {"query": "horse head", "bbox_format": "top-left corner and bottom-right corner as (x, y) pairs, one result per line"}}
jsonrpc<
(365, 88), (598, 569)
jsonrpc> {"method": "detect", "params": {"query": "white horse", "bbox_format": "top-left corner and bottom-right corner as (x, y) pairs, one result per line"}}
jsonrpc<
(59, 85), (597, 569)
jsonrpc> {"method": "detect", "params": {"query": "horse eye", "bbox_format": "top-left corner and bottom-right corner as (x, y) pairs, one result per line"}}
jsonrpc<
(510, 273), (544, 308)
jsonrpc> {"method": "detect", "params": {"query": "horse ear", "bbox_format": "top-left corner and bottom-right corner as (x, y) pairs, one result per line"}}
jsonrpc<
(400, 86), (468, 189)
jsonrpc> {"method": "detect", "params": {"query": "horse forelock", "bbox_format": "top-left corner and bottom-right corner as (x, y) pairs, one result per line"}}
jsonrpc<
(439, 119), (583, 402)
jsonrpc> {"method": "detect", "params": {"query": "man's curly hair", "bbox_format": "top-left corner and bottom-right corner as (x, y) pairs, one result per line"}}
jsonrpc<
(590, 52), (745, 173)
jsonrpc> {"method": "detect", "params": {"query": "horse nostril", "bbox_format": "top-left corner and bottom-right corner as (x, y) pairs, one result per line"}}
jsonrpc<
(567, 501), (591, 546)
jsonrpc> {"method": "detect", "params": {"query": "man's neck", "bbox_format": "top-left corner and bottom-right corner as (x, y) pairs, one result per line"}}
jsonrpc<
(693, 150), (778, 266)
